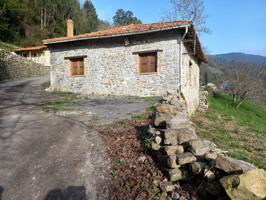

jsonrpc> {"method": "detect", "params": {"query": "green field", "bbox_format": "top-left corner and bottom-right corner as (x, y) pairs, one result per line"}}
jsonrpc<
(192, 92), (266, 169)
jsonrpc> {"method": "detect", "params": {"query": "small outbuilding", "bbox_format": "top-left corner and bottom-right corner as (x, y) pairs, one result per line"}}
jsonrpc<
(43, 19), (207, 114)
(14, 45), (50, 66)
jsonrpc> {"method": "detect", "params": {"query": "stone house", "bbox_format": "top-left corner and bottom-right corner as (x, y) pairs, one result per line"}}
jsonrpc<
(14, 45), (50, 66)
(43, 20), (207, 114)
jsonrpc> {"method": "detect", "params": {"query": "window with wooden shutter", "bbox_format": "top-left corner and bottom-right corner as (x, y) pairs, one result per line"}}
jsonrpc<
(138, 52), (157, 73)
(70, 58), (85, 76)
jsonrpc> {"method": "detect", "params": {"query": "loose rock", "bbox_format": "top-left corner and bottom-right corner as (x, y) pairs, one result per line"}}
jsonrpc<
(148, 126), (156, 136)
(159, 181), (177, 192)
(164, 145), (184, 156)
(176, 128), (198, 144)
(167, 112), (191, 129)
(177, 152), (197, 165)
(188, 139), (216, 157)
(220, 169), (266, 200)
(215, 155), (256, 174)
(154, 112), (171, 128)
(205, 152), (218, 161)
(155, 136), (162, 144)
(156, 104), (179, 114)
(151, 142), (161, 151)
(204, 170), (216, 181)
(190, 162), (205, 175)
(163, 130), (178, 145)
(166, 156), (180, 169)
(166, 168), (183, 182)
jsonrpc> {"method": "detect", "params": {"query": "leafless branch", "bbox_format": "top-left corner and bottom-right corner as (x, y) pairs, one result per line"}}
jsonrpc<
(163, 0), (210, 34)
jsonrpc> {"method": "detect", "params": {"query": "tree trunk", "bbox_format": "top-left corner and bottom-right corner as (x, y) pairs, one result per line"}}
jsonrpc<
(236, 97), (247, 109)
(236, 91), (248, 109)
(40, 8), (43, 29)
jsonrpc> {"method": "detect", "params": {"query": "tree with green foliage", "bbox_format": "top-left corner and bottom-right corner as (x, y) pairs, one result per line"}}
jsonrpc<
(113, 9), (142, 26)
(0, 0), (102, 46)
(0, 2), (10, 41)
(80, 0), (98, 33)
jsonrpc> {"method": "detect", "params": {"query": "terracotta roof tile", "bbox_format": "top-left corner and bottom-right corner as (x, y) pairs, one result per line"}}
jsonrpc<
(14, 45), (47, 52)
(43, 20), (192, 44)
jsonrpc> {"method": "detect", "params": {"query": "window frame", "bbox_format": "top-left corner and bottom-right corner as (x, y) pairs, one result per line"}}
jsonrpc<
(64, 55), (87, 77)
(69, 57), (85, 77)
(137, 52), (158, 74)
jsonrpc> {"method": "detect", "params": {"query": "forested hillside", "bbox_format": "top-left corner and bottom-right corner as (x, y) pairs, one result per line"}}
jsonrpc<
(0, 0), (108, 46)
(212, 53), (266, 65)
(201, 54), (266, 105)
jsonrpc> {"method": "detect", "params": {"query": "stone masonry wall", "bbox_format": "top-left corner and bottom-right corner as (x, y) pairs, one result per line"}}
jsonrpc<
(49, 31), (182, 97)
(149, 92), (265, 200)
(180, 42), (200, 115)
(0, 49), (49, 81)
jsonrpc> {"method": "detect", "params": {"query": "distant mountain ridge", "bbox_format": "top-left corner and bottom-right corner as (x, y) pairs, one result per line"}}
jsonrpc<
(209, 52), (266, 65)
(200, 52), (266, 85)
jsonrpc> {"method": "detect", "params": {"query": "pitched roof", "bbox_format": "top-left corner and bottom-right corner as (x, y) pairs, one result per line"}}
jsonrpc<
(43, 21), (192, 44)
(14, 45), (47, 52)
(43, 20), (207, 63)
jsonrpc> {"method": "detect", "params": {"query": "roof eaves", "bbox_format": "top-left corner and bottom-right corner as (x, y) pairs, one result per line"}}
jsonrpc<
(14, 45), (47, 52)
(43, 24), (191, 45)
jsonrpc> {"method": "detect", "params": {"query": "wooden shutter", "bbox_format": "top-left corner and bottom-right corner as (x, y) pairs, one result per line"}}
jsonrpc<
(70, 58), (84, 76)
(79, 59), (84, 75)
(71, 60), (78, 76)
(148, 54), (157, 72)
(140, 54), (149, 73)
(139, 53), (157, 73)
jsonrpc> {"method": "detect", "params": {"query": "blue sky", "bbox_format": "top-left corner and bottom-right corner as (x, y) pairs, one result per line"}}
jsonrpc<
(81, 0), (266, 56)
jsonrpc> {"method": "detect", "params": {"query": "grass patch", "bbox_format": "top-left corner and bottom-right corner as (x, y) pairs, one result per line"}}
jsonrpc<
(115, 159), (126, 166)
(140, 96), (161, 105)
(42, 91), (78, 112)
(192, 92), (266, 170)
(43, 101), (71, 112)
(0, 41), (18, 51)
(118, 120), (129, 130)
(139, 96), (161, 112)
(132, 114), (146, 121)
(127, 96), (138, 104)
(209, 92), (266, 134)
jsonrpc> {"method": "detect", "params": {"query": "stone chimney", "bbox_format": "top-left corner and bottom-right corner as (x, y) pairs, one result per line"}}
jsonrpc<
(67, 19), (74, 37)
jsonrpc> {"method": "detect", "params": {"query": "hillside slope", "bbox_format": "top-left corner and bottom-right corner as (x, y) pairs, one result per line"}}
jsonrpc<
(192, 93), (266, 169)
(200, 52), (266, 86)
(0, 41), (18, 51)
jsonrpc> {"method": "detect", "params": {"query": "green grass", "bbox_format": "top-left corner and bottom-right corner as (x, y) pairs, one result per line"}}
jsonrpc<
(192, 92), (266, 169)
(0, 41), (18, 51)
(118, 120), (129, 130)
(132, 114), (146, 121)
(115, 159), (126, 166)
(209, 92), (266, 134)
(42, 91), (78, 112)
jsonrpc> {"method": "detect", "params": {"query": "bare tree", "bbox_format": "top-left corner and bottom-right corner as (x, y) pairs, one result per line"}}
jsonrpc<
(225, 62), (266, 108)
(164, 0), (210, 34)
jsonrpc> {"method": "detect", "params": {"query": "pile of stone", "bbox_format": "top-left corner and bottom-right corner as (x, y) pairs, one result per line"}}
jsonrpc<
(149, 92), (266, 200)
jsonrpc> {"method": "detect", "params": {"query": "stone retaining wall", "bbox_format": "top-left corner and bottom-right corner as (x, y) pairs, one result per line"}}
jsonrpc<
(0, 49), (49, 81)
(149, 92), (266, 200)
